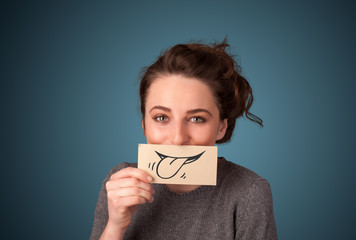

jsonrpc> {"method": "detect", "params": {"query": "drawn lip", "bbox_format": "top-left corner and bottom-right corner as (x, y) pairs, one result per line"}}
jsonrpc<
(154, 151), (205, 179)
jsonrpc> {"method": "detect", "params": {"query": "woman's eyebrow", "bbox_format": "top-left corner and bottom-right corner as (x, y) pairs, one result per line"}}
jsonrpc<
(149, 105), (171, 113)
(186, 108), (213, 117)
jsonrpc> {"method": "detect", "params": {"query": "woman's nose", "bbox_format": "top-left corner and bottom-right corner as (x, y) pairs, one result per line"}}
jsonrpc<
(170, 122), (189, 145)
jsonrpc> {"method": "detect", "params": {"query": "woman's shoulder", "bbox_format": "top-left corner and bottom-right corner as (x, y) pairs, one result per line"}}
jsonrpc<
(219, 157), (265, 180)
(218, 158), (277, 239)
(218, 157), (272, 195)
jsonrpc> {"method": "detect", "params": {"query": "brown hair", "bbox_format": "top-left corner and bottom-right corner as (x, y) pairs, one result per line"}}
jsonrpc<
(139, 39), (263, 143)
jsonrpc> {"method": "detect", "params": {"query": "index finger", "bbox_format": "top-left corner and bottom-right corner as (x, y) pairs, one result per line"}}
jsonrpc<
(110, 167), (153, 183)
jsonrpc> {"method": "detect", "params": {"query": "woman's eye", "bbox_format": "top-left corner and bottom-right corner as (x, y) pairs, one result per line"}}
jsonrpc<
(190, 117), (205, 123)
(154, 115), (168, 122)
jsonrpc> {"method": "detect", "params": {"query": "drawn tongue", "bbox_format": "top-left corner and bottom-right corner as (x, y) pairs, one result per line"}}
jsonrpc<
(156, 157), (187, 179)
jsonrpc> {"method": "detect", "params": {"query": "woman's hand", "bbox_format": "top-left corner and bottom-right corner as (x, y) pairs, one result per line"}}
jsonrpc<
(100, 167), (154, 239)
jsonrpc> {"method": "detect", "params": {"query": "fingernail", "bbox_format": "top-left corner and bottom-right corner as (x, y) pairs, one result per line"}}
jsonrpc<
(147, 176), (153, 182)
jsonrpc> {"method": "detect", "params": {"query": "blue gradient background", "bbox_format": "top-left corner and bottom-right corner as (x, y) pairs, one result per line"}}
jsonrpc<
(2, 1), (355, 239)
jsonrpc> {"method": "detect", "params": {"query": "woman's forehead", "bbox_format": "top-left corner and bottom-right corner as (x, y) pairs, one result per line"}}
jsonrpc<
(145, 75), (218, 111)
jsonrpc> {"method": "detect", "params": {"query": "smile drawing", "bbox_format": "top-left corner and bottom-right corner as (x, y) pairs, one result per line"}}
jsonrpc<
(148, 151), (205, 180)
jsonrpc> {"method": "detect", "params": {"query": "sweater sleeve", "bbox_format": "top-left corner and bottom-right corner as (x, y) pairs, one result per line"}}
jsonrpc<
(89, 162), (131, 240)
(235, 179), (278, 240)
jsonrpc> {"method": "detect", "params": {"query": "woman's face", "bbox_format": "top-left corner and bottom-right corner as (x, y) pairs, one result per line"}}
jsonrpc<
(143, 75), (227, 146)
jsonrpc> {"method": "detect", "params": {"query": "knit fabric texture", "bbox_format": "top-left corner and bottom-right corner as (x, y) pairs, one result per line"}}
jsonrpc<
(90, 157), (278, 239)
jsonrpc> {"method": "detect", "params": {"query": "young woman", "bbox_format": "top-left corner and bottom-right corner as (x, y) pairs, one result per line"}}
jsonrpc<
(90, 40), (278, 240)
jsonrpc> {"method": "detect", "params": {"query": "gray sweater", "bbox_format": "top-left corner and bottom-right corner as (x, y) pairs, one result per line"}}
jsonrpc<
(90, 157), (277, 239)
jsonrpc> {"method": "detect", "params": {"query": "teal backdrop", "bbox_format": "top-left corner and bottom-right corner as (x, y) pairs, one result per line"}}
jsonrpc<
(2, 0), (355, 239)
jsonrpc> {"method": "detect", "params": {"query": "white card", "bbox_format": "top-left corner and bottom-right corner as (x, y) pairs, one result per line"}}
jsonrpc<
(138, 144), (217, 185)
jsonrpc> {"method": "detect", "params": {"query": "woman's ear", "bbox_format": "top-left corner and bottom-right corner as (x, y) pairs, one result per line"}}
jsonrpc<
(216, 118), (228, 141)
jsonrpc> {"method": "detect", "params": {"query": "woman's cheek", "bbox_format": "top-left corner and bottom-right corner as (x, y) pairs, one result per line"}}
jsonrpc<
(190, 127), (216, 146)
(145, 126), (168, 144)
